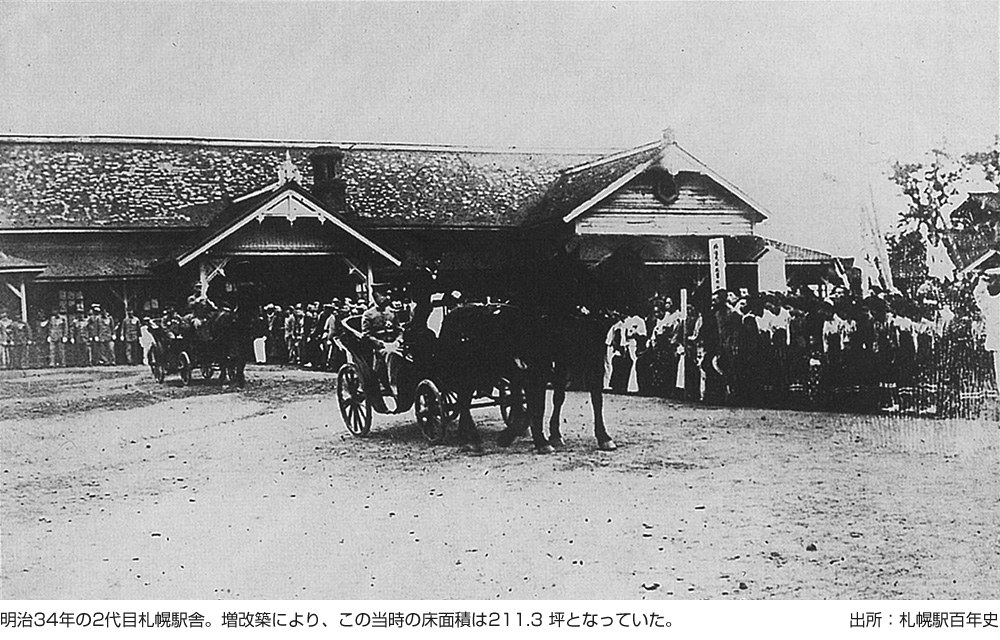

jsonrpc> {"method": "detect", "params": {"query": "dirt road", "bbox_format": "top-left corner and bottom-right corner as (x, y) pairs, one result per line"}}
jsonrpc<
(2, 365), (997, 600)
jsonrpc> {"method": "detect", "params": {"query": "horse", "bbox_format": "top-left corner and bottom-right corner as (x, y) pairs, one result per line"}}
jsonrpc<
(489, 307), (617, 453)
(412, 248), (619, 454)
(431, 302), (533, 453)
(206, 306), (248, 386)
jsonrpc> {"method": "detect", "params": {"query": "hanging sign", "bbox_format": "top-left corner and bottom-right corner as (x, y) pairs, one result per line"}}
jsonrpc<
(708, 238), (727, 292)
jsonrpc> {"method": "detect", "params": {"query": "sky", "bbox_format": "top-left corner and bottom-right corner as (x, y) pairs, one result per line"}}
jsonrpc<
(1, 1), (997, 257)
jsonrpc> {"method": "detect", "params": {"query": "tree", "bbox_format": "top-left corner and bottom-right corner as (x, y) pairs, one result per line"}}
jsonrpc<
(889, 149), (964, 245)
(887, 140), (999, 287)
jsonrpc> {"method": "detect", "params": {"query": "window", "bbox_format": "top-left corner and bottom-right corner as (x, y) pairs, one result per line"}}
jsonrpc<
(58, 290), (84, 313)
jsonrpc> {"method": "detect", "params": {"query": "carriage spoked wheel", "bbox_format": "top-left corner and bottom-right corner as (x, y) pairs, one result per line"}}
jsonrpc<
(497, 377), (527, 429)
(415, 379), (448, 444)
(149, 348), (166, 384)
(337, 362), (372, 437)
(442, 390), (460, 422)
(178, 352), (192, 386)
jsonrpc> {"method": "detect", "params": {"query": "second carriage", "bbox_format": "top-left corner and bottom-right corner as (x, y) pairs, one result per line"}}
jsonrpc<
(147, 313), (247, 386)
(334, 308), (525, 443)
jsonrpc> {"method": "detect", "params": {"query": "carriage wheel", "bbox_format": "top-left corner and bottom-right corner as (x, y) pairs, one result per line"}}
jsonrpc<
(498, 377), (527, 429)
(415, 380), (448, 444)
(178, 352), (192, 386)
(201, 365), (215, 380)
(442, 390), (460, 422)
(149, 349), (165, 383)
(337, 362), (372, 437)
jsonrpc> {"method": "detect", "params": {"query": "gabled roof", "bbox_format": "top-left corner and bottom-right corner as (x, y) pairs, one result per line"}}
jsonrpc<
(524, 141), (664, 227)
(661, 143), (771, 223)
(0, 135), (775, 232)
(958, 248), (1000, 276)
(174, 180), (401, 267)
(942, 191), (1000, 270)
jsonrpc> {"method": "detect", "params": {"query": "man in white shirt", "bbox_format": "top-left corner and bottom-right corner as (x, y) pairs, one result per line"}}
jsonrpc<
(973, 273), (1000, 393)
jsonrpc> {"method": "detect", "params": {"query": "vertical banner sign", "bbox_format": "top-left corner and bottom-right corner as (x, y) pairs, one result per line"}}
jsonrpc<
(708, 238), (727, 292)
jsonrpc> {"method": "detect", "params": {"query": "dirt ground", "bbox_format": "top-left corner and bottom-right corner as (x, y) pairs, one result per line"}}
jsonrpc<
(1, 364), (997, 600)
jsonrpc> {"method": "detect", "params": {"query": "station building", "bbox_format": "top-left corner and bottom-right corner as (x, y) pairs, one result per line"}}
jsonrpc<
(0, 131), (847, 321)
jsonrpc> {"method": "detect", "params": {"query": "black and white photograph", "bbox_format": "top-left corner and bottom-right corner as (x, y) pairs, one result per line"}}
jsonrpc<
(1, 0), (997, 616)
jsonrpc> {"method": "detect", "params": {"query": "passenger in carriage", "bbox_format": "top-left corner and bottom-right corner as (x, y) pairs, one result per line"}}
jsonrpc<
(362, 290), (401, 395)
(186, 295), (217, 342)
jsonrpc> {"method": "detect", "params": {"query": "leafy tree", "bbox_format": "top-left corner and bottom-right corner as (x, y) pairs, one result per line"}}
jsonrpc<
(889, 149), (964, 244)
(886, 140), (999, 288)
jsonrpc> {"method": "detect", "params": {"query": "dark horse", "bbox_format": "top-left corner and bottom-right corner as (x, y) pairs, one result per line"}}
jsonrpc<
(431, 302), (530, 453)
(502, 308), (618, 452)
(205, 306), (249, 386)
(431, 248), (618, 454)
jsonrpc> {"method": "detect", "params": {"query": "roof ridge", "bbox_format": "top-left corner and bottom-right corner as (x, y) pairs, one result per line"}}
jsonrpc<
(0, 134), (615, 157)
(562, 139), (662, 175)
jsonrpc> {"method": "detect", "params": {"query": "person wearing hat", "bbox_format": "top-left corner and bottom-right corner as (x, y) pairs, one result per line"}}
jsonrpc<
(362, 291), (401, 395)
(267, 304), (286, 364)
(86, 304), (113, 365)
(974, 272), (1000, 395)
(284, 304), (300, 365)
(0, 309), (10, 369)
(82, 305), (99, 365)
(117, 308), (141, 365)
(97, 306), (117, 365)
(321, 301), (347, 371)
(8, 312), (30, 369)
(301, 302), (320, 367)
(42, 307), (68, 367)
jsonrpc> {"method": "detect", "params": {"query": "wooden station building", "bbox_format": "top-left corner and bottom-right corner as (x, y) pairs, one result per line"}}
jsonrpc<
(0, 131), (847, 321)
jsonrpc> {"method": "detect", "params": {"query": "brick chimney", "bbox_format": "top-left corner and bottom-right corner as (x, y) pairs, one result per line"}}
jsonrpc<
(309, 148), (348, 214)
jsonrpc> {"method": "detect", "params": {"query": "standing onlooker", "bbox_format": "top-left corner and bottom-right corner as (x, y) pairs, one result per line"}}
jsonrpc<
(43, 307), (68, 367)
(90, 305), (115, 365)
(0, 309), (10, 369)
(284, 305), (300, 365)
(8, 314), (30, 369)
(117, 309), (141, 365)
(973, 273), (1000, 395)
(621, 312), (647, 394)
(139, 315), (155, 365)
(69, 309), (88, 366)
(84, 305), (101, 365)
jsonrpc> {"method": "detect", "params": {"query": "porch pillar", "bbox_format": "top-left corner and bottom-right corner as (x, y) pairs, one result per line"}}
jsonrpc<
(197, 258), (230, 299)
(366, 262), (375, 305)
(4, 278), (28, 322)
(19, 278), (27, 323)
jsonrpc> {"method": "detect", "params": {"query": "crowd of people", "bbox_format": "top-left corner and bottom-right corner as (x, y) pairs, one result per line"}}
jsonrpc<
(258, 291), (416, 373)
(605, 275), (1000, 418)
(0, 304), (143, 370)
(4, 273), (999, 419)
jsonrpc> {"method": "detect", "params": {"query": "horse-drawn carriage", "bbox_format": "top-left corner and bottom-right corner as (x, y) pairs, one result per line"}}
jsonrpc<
(147, 310), (247, 387)
(335, 307), (526, 444)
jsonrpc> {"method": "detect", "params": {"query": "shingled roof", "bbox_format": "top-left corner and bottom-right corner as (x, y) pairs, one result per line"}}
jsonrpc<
(942, 191), (1000, 271)
(0, 251), (46, 274)
(0, 136), (610, 230)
